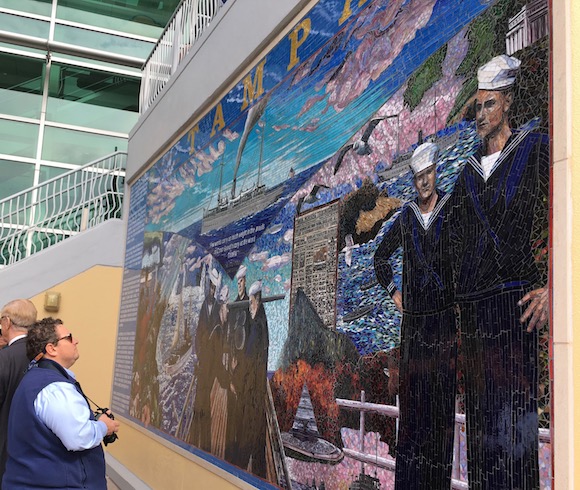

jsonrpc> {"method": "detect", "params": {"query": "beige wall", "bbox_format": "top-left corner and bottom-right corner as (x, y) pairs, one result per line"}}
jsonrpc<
(571, 2), (580, 488)
(107, 424), (240, 489)
(551, 0), (576, 488)
(29, 265), (123, 410)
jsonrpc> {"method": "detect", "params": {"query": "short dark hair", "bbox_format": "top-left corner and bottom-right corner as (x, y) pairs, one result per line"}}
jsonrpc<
(26, 317), (63, 361)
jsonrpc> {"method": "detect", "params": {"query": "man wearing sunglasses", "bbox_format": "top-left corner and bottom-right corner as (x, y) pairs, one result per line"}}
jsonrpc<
(2, 317), (119, 490)
(0, 299), (37, 489)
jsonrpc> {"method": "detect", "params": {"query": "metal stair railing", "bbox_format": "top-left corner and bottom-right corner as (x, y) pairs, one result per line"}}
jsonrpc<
(140, 0), (226, 113)
(0, 152), (127, 267)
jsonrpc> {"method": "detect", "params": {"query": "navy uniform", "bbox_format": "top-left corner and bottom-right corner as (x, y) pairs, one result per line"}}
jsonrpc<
(374, 143), (457, 490)
(450, 55), (549, 490)
(238, 280), (269, 478)
(189, 268), (221, 452)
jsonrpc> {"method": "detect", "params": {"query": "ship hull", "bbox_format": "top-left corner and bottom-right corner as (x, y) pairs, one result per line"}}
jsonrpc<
(202, 185), (284, 234)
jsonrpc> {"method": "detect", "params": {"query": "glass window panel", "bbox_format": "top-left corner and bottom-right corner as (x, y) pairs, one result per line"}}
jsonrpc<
(51, 53), (142, 76)
(0, 52), (44, 95)
(47, 98), (139, 133)
(0, 43), (46, 57)
(0, 119), (39, 158)
(0, 160), (35, 201)
(0, 51), (45, 119)
(42, 126), (127, 165)
(0, 160), (35, 228)
(53, 24), (155, 60)
(0, 0), (52, 17)
(0, 12), (50, 39)
(46, 64), (139, 133)
(56, 0), (176, 38)
(0, 88), (43, 119)
(39, 165), (71, 183)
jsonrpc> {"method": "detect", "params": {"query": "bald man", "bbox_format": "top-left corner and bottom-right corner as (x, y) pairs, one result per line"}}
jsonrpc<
(0, 299), (37, 487)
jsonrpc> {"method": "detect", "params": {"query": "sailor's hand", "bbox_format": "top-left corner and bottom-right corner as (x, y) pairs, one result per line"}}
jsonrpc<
(518, 286), (549, 332)
(392, 290), (403, 313)
(386, 368), (399, 397)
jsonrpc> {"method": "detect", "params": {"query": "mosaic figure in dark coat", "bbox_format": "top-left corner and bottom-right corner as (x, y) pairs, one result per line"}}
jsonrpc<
(374, 142), (457, 490)
(225, 265), (250, 467)
(238, 280), (269, 478)
(189, 267), (221, 452)
(450, 55), (549, 490)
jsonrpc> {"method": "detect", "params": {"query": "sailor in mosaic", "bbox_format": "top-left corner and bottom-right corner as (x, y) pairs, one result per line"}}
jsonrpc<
(374, 142), (457, 490)
(450, 55), (549, 489)
(239, 280), (269, 478)
(189, 267), (221, 452)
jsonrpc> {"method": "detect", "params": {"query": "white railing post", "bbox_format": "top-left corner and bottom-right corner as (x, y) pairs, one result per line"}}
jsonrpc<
(359, 390), (366, 474)
(25, 187), (38, 260)
(452, 398), (461, 481)
(171, 8), (183, 74)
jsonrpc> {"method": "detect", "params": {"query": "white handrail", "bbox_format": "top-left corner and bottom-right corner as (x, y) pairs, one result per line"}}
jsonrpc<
(139, 0), (225, 113)
(0, 152), (127, 267)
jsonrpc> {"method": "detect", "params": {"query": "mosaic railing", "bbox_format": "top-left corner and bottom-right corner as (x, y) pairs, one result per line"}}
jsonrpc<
(337, 393), (551, 490)
(0, 152), (126, 267)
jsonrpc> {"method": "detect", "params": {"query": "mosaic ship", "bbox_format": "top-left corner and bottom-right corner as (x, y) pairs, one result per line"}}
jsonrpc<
(201, 180), (283, 234)
(349, 471), (381, 490)
(202, 99), (283, 234)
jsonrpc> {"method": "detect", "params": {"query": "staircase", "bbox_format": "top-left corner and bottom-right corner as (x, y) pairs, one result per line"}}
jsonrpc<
(0, 152), (126, 268)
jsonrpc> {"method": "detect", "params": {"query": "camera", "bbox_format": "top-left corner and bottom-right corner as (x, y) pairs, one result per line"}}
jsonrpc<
(94, 407), (118, 446)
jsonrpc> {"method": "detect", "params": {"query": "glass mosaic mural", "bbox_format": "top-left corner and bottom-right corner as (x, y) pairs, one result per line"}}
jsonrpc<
(112, 0), (552, 488)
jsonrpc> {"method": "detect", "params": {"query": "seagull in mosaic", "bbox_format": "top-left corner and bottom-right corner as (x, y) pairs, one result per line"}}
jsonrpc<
(296, 184), (330, 214)
(333, 116), (390, 174)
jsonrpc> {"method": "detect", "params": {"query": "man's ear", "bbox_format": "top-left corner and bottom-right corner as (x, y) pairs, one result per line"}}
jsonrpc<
(44, 342), (57, 357)
(503, 91), (514, 112)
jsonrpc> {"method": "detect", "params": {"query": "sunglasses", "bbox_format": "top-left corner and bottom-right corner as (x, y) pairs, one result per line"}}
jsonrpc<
(55, 333), (74, 344)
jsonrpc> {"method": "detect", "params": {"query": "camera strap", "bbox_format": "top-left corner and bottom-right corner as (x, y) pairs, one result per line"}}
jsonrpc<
(35, 358), (118, 445)
(36, 358), (95, 410)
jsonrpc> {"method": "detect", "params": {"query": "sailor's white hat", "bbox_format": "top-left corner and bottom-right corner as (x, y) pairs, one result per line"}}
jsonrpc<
(410, 142), (438, 175)
(477, 55), (521, 90)
(219, 284), (229, 303)
(209, 267), (220, 286)
(235, 265), (247, 279)
(249, 280), (262, 297)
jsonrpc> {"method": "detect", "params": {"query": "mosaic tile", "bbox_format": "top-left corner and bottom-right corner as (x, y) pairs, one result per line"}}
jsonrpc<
(113, 0), (552, 488)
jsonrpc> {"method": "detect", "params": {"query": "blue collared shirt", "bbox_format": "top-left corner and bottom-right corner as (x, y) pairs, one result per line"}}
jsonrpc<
(33, 368), (108, 451)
